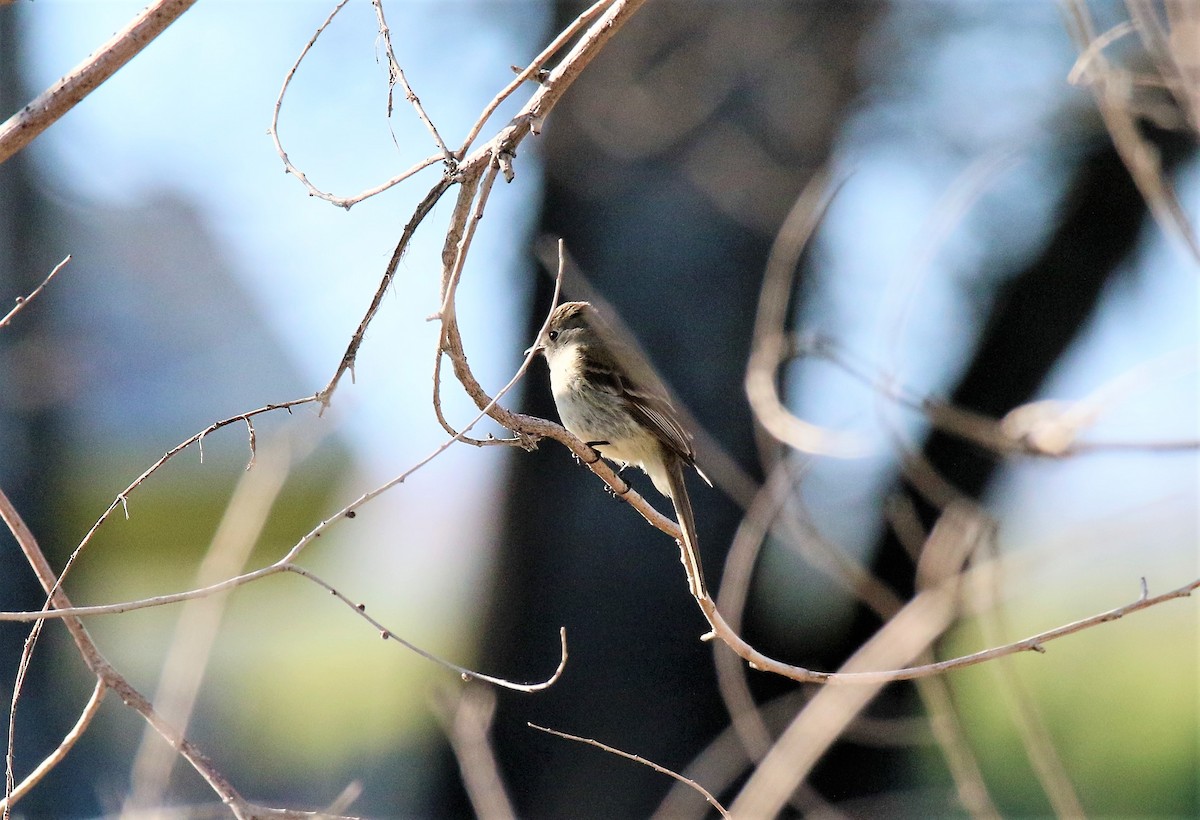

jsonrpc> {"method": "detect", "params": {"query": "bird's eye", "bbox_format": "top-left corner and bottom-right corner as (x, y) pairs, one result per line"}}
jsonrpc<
(547, 330), (559, 341)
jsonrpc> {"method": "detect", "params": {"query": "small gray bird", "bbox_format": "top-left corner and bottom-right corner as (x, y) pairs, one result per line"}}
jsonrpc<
(529, 301), (710, 599)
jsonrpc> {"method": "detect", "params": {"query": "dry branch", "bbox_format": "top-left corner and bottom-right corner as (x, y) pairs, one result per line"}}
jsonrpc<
(0, 0), (198, 165)
(0, 680), (104, 813)
(0, 488), (255, 819)
(1064, 1), (1200, 263)
(0, 256), (70, 330)
(529, 723), (730, 819)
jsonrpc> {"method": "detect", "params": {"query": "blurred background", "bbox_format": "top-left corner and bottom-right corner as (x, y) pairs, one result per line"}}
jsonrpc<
(0, 1), (1196, 817)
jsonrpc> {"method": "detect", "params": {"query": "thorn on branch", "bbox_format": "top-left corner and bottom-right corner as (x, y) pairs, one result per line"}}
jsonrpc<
(1139, 576), (1149, 601)
(510, 64), (550, 84)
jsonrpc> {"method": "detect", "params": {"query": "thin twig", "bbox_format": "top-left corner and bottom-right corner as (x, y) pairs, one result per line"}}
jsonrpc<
(0, 489), (252, 819)
(322, 0), (649, 432)
(47, 396), (321, 606)
(0, 256), (71, 330)
(0, 679), (105, 814)
(287, 565), (569, 692)
(2, 392), (572, 692)
(124, 442), (294, 814)
(369, 0), (455, 162)
(267, 0), (445, 208)
(529, 723), (730, 819)
(697, 561), (1199, 686)
(319, 178), (453, 406)
(745, 168), (866, 459)
(431, 171), (487, 441)
(455, 0), (618, 157)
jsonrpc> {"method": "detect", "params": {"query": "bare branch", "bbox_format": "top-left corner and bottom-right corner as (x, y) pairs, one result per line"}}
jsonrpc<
(746, 168), (866, 459)
(456, 0), (618, 156)
(1065, 1), (1200, 263)
(699, 557), (1198, 686)
(369, 0), (454, 162)
(529, 723), (730, 819)
(286, 566), (569, 693)
(320, 0), (649, 436)
(319, 178), (453, 405)
(2, 399), (573, 693)
(267, 0), (446, 208)
(0, 256), (70, 330)
(0, 680), (105, 814)
(0, 1), (198, 165)
(0, 488), (250, 818)
(47, 395), (322, 605)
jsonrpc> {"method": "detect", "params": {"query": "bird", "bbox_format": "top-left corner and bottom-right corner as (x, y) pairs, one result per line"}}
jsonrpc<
(529, 301), (710, 599)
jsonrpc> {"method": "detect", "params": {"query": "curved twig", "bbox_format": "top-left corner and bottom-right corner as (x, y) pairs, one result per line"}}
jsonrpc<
(369, 0), (454, 162)
(746, 168), (866, 459)
(290, 567), (568, 692)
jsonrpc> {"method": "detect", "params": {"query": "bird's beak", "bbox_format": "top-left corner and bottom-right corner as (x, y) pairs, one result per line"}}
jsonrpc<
(524, 340), (544, 357)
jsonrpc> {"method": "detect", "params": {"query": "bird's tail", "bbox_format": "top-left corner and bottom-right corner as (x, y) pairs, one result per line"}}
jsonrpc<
(666, 456), (708, 600)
